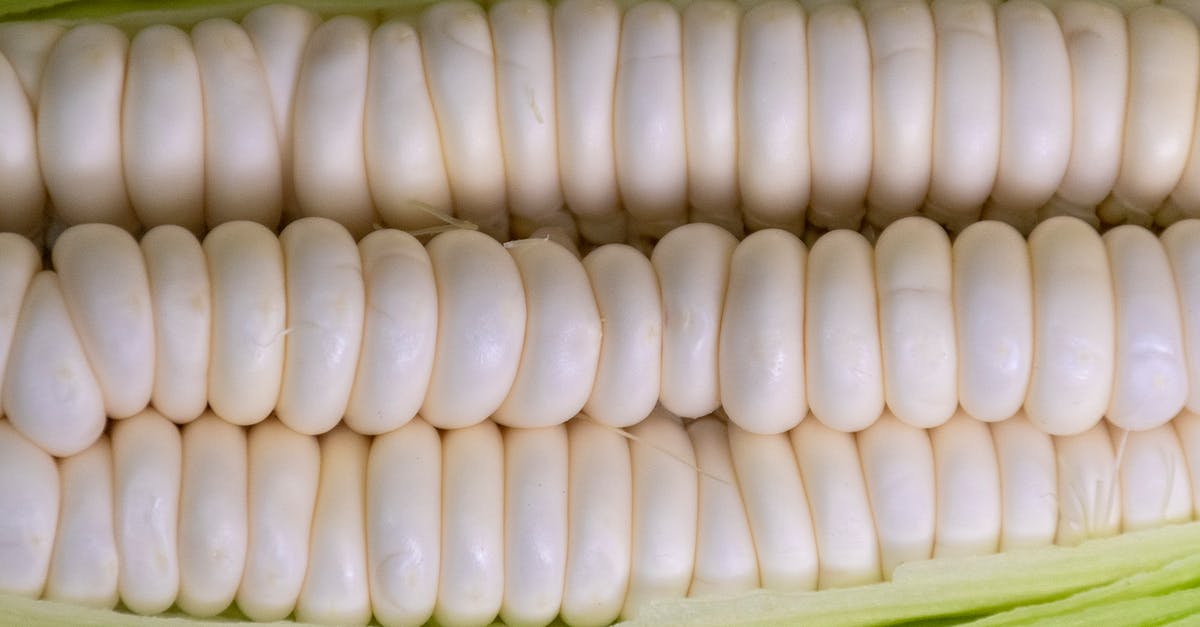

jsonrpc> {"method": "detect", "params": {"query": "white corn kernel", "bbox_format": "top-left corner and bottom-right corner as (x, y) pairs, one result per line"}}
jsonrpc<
(653, 223), (738, 419)
(192, 19), (282, 227)
(581, 244), (662, 428)
(501, 425), (569, 627)
(624, 409), (698, 619)
(3, 271), (105, 457)
(858, 412), (936, 577)
(615, 1), (688, 239)
(238, 420), (319, 622)
(277, 217), (366, 435)
(1052, 1), (1127, 211)
(122, 25), (205, 233)
(737, 0), (809, 233)
(682, 0), (739, 228)
(728, 425), (818, 591)
(624, 408), (700, 614)
(1162, 220), (1200, 415)
(292, 16), (376, 238)
(496, 239), (601, 428)
(204, 221), (287, 426)
(297, 426), (372, 625)
(0, 234), (39, 420)
(790, 417), (881, 588)
(38, 25), (136, 231)
(805, 229), (884, 432)
(806, 3), (872, 230)
(553, 0), (623, 244)
(562, 418), (633, 627)
(992, 414), (1059, 550)
(420, 1), (509, 241)
(422, 230), (526, 429)
(141, 226), (211, 424)
(1104, 226), (1189, 430)
(926, 0), (1001, 230)
(0, 21), (62, 105)
(720, 229), (807, 434)
(1113, 424), (1193, 532)
(44, 437), (118, 609)
(1174, 411), (1200, 518)
(863, 0), (935, 227)
(492, 0), (564, 236)
(112, 411), (181, 615)
(0, 52), (44, 239)
(242, 3), (320, 221)
(953, 221), (1034, 423)
(363, 20), (453, 232)
(367, 418), (441, 627)
(984, 0), (1072, 232)
(931, 413), (1002, 557)
(53, 224), (155, 419)
(437, 420), (505, 627)
(1102, 6), (1199, 224)
(1055, 422), (1121, 546)
(1025, 217), (1115, 435)
(688, 417), (758, 596)
(177, 414), (248, 617)
(875, 216), (957, 428)
(0, 420), (58, 599)
(346, 230), (437, 435)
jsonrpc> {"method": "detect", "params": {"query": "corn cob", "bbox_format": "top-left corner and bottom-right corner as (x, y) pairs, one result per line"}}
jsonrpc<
(0, 215), (1196, 458)
(1, 404), (1196, 626)
(6, 0), (1200, 243)
(2, 1), (1200, 625)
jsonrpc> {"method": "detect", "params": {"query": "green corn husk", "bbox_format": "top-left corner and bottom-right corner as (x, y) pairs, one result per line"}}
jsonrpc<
(0, 0), (434, 29)
(626, 520), (1200, 626)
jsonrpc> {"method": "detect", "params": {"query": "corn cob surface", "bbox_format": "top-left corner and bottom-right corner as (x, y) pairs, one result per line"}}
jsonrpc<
(1, 0), (1200, 245)
(2, 406), (1200, 626)
(1, 216), (1198, 458)
(0, 214), (1197, 623)
(2, 0), (1200, 625)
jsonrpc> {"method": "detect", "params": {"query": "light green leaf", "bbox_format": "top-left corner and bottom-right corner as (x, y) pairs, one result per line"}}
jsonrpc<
(625, 521), (1200, 626)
